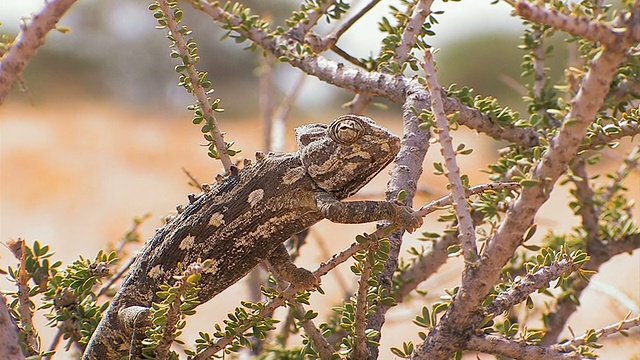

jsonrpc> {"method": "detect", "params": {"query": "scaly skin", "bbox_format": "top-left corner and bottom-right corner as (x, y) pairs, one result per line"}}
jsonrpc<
(83, 115), (422, 359)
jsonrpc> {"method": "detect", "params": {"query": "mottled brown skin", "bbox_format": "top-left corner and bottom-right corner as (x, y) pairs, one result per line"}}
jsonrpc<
(83, 115), (422, 359)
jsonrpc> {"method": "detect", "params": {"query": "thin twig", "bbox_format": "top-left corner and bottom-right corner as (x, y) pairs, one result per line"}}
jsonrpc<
(414, 182), (520, 217)
(270, 71), (306, 152)
(569, 158), (601, 243)
(96, 256), (135, 298)
(327, 0), (381, 44)
(422, 49), (478, 264)
(0, 293), (23, 360)
(557, 315), (640, 351)
(352, 255), (371, 359)
(603, 145), (639, 203)
(12, 239), (39, 355)
(515, 2), (623, 47)
(0, 0), (79, 104)
(485, 258), (577, 317)
(584, 119), (640, 150)
(182, 167), (202, 190)
(467, 334), (581, 360)
(330, 45), (367, 68)
(156, 0), (232, 172)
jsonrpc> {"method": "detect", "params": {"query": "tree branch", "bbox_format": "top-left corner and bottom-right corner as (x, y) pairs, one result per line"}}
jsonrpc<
(466, 334), (580, 360)
(515, 2), (623, 47)
(583, 119), (640, 150)
(556, 315), (640, 351)
(186, 0), (542, 148)
(290, 301), (335, 359)
(394, 0), (434, 66)
(423, 49), (478, 264)
(485, 258), (577, 317)
(0, 0), (78, 104)
(156, 0), (232, 172)
(365, 86), (431, 358)
(410, 6), (639, 358)
(353, 256), (372, 359)
(0, 293), (23, 360)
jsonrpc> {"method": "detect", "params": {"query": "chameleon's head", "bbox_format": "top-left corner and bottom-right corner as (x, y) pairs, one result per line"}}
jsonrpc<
(296, 114), (400, 199)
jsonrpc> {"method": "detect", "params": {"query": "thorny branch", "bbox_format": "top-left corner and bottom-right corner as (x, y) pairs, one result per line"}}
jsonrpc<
(9, 239), (39, 356)
(485, 258), (577, 317)
(0, 294), (23, 360)
(410, 2), (640, 358)
(515, 1), (624, 47)
(422, 49), (478, 264)
(365, 89), (431, 358)
(0, 0), (79, 104)
(466, 334), (581, 360)
(186, 0), (541, 148)
(557, 315), (640, 351)
(156, 0), (232, 172)
(353, 255), (372, 359)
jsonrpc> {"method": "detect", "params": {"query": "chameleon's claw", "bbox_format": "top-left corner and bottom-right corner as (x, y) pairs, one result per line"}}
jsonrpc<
(395, 205), (423, 233)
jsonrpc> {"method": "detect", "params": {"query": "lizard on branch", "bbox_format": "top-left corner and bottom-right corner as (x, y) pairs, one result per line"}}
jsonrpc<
(83, 114), (423, 359)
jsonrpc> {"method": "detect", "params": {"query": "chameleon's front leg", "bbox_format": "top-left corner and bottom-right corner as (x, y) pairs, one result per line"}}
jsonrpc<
(267, 243), (318, 287)
(315, 192), (423, 233)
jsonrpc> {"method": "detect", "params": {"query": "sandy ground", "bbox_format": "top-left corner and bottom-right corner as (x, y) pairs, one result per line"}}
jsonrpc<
(1, 102), (638, 359)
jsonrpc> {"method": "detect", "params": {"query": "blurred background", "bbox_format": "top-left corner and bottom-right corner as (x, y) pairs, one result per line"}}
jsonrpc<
(1, 1), (638, 359)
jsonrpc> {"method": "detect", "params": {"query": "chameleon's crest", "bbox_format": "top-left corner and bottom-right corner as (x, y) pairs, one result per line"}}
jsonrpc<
(296, 114), (400, 199)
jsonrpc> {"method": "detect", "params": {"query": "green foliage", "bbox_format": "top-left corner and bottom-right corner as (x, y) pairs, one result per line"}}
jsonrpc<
(149, 0), (241, 161)
(373, 1), (440, 73)
(4, 241), (117, 354)
(142, 260), (212, 359)
(41, 250), (117, 348)
(3, 1), (639, 359)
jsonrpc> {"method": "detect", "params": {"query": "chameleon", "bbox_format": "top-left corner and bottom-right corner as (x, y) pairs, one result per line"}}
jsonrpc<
(83, 114), (423, 359)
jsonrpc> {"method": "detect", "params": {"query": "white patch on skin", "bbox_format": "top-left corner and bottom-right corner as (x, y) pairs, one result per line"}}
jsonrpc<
(233, 237), (250, 248)
(179, 234), (195, 250)
(345, 151), (371, 160)
(209, 212), (225, 227)
(248, 212), (298, 238)
(203, 260), (220, 275)
(380, 143), (391, 153)
(247, 189), (264, 207)
(148, 265), (163, 279)
(282, 167), (307, 184)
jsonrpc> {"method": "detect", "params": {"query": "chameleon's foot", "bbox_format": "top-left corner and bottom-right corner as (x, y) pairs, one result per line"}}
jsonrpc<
(394, 205), (423, 233)
(268, 244), (319, 288)
(288, 266), (319, 289)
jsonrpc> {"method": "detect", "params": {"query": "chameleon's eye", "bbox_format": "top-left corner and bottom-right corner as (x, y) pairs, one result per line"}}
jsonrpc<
(329, 117), (366, 144)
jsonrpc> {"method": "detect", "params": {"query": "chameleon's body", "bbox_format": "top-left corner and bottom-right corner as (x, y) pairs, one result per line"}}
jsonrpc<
(83, 115), (420, 359)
